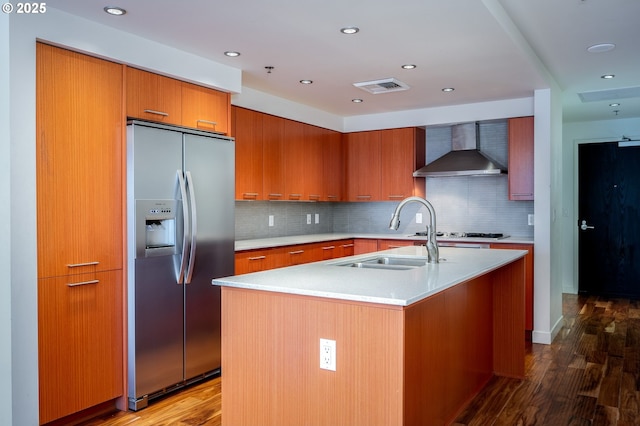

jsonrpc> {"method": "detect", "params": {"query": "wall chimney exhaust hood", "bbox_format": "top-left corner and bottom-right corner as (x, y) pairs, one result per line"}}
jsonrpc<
(413, 122), (507, 177)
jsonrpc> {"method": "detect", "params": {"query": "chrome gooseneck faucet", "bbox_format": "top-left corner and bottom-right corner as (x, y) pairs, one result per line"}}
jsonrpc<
(389, 196), (439, 264)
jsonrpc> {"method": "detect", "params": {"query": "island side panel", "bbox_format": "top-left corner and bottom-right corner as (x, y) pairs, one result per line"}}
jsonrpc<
(403, 273), (494, 425)
(221, 287), (405, 426)
(492, 256), (526, 378)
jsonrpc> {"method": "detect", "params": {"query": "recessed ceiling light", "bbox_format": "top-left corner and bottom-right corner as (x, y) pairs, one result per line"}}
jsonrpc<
(587, 43), (616, 53)
(609, 103), (621, 107)
(601, 74), (615, 79)
(103, 6), (126, 15)
(352, 99), (363, 103)
(224, 51), (240, 57)
(299, 80), (313, 84)
(401, 64), (417, 70)
(340, 27), (359, 35)
(442, 87), (455, 92)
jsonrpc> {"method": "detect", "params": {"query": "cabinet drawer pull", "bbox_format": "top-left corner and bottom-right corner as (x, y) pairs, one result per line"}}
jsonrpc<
(67, 261), (99, 268)
(268, 193), (283, 198)
(196, 119), (217, 129)
(243, 192), (259, 198)
(342, 244), (354, 248)
(388, 245), (402, 249)
(327, 195), (338, 199)
(289, 250), (304, 255)
(248, 256), (266, 261)
(322, 246), (336, 250)
(388, 195), (405, 199)
(356, 195), (371, 199)
(67, 279), (99, 288)
(309, 194), (321, 199)
(143, 109), (169, 117)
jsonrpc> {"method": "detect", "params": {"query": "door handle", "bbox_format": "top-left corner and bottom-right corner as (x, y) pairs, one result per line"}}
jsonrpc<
(185, 171), (197, 284)
(175, 170), (190, 284)
(580, 220), (595, 231)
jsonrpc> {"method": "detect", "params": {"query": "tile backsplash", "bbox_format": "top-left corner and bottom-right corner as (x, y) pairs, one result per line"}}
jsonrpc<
(235, 119), (534, 241)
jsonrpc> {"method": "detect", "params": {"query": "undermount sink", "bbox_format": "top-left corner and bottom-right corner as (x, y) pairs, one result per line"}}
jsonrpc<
(335, 255), (428, 270)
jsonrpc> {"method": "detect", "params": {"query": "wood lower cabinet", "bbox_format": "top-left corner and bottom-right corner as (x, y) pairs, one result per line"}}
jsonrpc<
(508, 116), (534, 200)
(377, 239), (416, 250)
(354, 238), (379, 255)
(491, 243), (534, 332)
(235, 239), (356, 273)
(36, 43), (124, 424)
(38, 271), (123, 424)
(235, 247), (285, 274)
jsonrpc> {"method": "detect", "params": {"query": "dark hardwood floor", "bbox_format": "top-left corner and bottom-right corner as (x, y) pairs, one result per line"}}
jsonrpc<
(84, 294), (640, 426)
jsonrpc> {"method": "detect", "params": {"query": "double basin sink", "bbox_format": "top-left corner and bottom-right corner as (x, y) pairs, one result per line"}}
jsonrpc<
(334, 255), (428, 271)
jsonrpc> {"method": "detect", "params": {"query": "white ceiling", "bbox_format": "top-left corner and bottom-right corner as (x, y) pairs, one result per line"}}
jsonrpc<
(48, 0), (640, 123)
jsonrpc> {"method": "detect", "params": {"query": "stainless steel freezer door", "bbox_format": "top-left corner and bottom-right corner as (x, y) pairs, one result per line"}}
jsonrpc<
(128, 123), (183, 200)
(130, 256), (184, 398)
(183, 133), (235, 378)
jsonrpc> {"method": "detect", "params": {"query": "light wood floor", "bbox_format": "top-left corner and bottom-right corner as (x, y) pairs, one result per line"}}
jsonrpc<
(83, 294), (640, 426)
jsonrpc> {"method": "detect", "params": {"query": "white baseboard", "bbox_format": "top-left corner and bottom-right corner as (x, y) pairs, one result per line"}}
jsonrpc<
(531, 315), (564, 345)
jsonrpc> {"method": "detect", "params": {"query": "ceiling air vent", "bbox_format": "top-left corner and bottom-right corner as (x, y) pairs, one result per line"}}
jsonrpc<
(578, 86), (640, 102)
(353, 78), (410, 94)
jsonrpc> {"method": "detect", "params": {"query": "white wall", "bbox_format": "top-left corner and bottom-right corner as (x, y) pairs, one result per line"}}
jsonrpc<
(562, 117), (640, 295)
(1, 13), (13, 426)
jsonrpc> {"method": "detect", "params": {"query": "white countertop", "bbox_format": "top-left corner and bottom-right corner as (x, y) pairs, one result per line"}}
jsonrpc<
(214, 246), (527, 307)
(235, 233), (534, 251)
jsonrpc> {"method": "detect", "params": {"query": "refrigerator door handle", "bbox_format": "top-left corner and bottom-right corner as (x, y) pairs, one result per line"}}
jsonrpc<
(185, 171), (197, 284)
(175, 170), (190, 284)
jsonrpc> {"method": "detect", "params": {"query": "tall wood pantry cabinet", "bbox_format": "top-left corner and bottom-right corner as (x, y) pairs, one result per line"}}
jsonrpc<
(36, 43), (125, 424)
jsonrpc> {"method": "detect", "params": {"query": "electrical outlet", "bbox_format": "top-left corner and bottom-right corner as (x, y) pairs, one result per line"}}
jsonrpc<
(416, 213), (423, 224)
(306, 214), (312, 225)
(528, 214), (534, 226)
(268, 215), (274, 227)
(319, 338), (336, 371)
(315, 213), (319, 224)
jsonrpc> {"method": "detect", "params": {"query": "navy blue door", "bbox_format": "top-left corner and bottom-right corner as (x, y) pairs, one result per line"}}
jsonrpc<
(578, 141), (640, 297)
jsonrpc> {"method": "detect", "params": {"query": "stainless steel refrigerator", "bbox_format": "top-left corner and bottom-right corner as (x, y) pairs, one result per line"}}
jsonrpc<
(126, 120), (234, 410)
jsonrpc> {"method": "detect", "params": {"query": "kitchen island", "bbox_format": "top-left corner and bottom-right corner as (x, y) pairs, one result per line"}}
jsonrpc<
(213, 246), (527, 425)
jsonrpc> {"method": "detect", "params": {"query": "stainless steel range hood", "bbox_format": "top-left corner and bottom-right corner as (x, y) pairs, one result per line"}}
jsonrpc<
(413, 122), (507, 177)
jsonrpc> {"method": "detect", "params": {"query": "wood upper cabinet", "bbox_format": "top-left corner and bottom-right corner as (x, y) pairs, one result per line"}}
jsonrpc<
(36, 43), (124, 279)
(36, 43), (124, 424)
(508, 116), (534, 200)
(283, 120), (307, 200)
(346, 127), (424, 202)
(126, 67), (182, 125)
(181, 82), (231, 134)
(380, 127), (426, 200)
(345, 130), (381, 201)
(304, 124), (324, 201)
(262, 113), (286, 200)
(126, 67), (231, 134)
(233, 106), (263, 200)
(323, 130), (344, 201)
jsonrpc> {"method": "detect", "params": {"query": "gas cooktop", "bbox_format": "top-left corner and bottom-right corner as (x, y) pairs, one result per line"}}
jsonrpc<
(414, 231), (508, 240)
